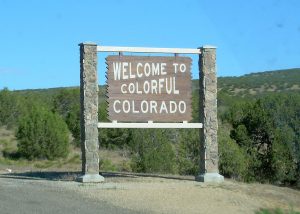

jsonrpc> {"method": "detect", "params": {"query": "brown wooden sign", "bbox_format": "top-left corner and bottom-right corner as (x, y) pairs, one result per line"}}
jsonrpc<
(106, 55), (192, 122)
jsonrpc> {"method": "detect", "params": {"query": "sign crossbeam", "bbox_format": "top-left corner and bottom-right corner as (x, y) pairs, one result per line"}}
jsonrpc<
(98, 121), (203, 129)
(97, 46), (201, 54)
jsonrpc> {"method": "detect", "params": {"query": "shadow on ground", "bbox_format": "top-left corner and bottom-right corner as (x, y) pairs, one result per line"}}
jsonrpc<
(0, 171), (195, 182)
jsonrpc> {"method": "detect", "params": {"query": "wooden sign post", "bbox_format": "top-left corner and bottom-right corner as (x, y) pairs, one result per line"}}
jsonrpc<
(78, 43), (224, 183)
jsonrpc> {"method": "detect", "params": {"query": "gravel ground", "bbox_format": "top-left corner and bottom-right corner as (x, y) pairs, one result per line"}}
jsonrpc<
(1, 171), (300, 214)
(0, 173), (140, 214)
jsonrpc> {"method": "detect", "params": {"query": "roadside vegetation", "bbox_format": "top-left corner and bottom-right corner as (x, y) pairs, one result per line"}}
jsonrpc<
(256, 207), (300, 214)
(0, 68), (299, 187)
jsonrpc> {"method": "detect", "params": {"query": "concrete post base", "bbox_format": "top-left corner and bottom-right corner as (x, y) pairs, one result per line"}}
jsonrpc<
(76, 174), (105, 183)
(195, 173), (224, 183)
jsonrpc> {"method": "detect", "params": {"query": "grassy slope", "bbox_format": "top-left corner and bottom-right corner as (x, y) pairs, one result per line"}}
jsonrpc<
(13, 68), (300, 100)
(217, 68), (300, 97)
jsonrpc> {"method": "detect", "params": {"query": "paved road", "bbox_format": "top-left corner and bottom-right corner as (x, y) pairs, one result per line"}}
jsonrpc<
(0, 174), (140, 214)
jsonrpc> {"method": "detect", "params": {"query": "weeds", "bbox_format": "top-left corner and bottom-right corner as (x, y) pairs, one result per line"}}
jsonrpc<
(256, 208), (300, 214)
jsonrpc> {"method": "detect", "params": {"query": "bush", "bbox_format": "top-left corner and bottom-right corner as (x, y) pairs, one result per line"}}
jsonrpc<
(218, 125), (247, 180)
(16, 104), (69, 160)
(99, 159), (118, 171)
(272, 127), (298, 184)
(227, 94), (300, 183)
(99, 128), (132, 149)
(0, 88), (21, 128)
(177, 129), (200, 175)
(130, 129), (176, 174)
(256, 208), (300, 214)
(52, 89), (80, 146)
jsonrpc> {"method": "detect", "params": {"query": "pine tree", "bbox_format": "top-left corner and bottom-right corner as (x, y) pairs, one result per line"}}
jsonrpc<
(16, 104), (69, 160)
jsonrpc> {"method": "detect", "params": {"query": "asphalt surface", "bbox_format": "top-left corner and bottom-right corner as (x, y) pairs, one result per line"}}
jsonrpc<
(0, 174), (140, 214)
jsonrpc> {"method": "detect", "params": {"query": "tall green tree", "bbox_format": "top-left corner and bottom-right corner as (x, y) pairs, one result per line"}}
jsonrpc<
(53, 89), (80, 146)
(228, 94), (300, 183)
(0, 88), (21, 128)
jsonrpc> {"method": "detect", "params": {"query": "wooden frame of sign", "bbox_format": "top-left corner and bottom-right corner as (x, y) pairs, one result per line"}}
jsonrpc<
(98, 46), (202, 129)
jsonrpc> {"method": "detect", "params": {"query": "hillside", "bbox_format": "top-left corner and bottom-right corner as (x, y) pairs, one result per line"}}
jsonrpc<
(191, 68), (299, 98)
(217, 68), (300, 97)
(9, 68), (300, 124)
(13, 68), (300, 100)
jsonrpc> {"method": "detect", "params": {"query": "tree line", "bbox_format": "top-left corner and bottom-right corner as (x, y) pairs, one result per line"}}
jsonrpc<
(0, 82), (299, 185)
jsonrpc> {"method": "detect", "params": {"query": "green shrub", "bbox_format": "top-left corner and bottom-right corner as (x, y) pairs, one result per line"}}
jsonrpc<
(99, 128), (132, 149)
(130, 129), (176, 174)
(256, 208), (300, 214)
(227, 94), (300, 183)
(99, 159), (118, 171)
(177, 129), (200, 175)
(16, 104), (69, 160)
(52, 89), (80, 146)
(218, 126), (247, 180)
(0, 88), (21, 128)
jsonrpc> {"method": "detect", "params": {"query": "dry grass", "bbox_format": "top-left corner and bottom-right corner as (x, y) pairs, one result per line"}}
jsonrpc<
(0, 125), (131, 173)
(0, 126), (82, 172)
(290, 84), (300, 90)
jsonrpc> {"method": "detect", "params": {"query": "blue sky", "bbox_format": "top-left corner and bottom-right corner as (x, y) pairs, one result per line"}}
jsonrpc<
(0, 0), (299, 90)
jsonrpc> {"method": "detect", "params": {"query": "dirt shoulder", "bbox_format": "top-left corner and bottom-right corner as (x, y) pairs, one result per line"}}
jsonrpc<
(1, 171), (299, 214)
(75, 175), (300, 214)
